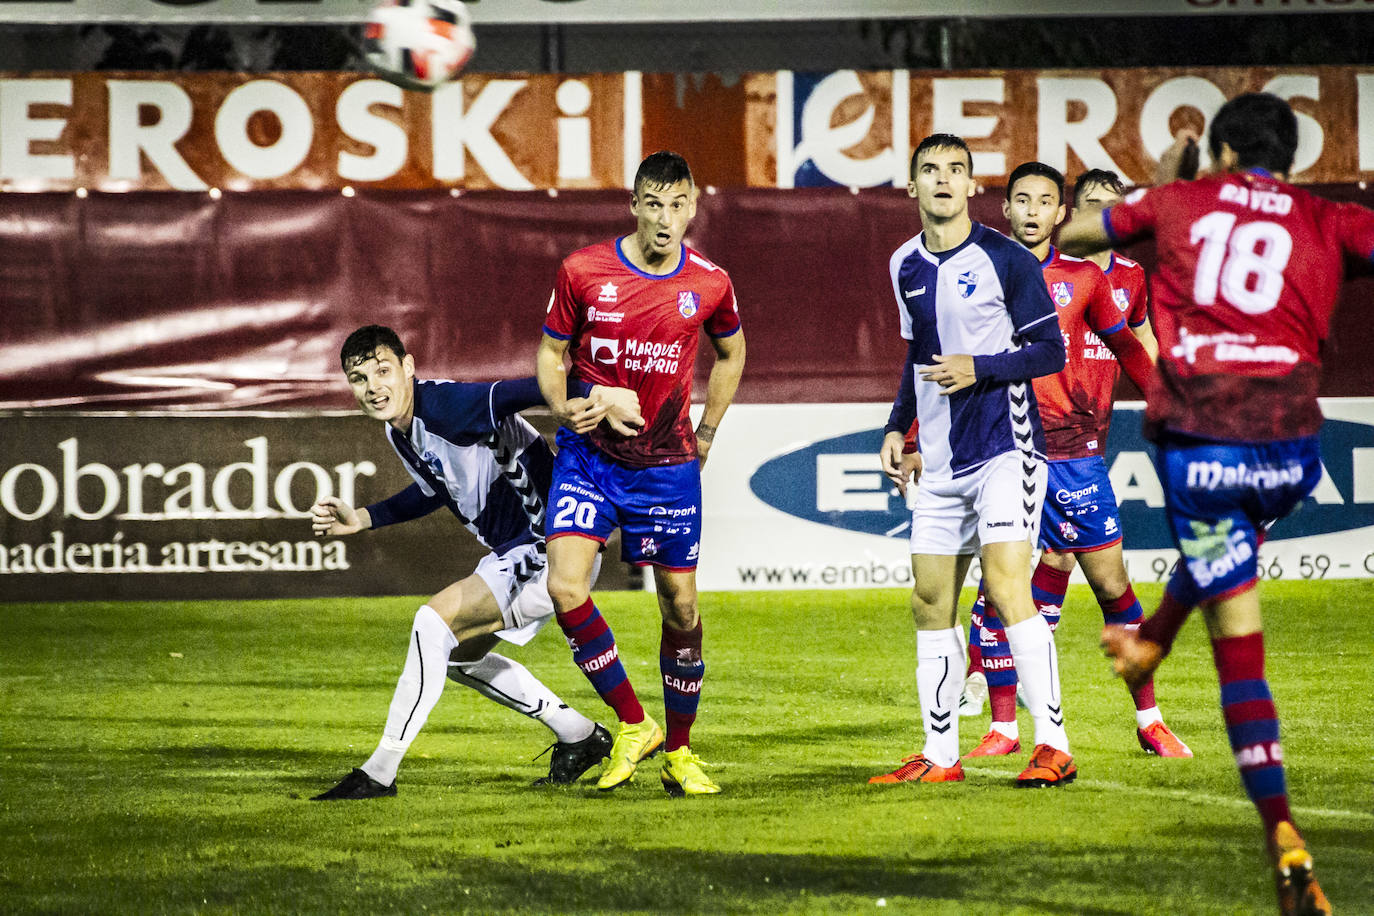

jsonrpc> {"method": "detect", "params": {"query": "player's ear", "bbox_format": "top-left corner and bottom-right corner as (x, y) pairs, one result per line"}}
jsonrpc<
(967, 179), (978, 199)
(1002, 197), (1012, 220)
(402, 353), (416, 382)
(1053, 202), (1067, 227)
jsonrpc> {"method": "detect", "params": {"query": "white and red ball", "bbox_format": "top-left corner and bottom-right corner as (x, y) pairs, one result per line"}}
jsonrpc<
(363, 0), (475, 89)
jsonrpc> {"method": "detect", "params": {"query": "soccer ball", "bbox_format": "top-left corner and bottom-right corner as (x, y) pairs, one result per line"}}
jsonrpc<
(363, 0), (476, 90)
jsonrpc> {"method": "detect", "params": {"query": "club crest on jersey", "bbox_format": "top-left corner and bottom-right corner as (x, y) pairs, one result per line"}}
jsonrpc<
(678, 291), (700, 318)
(1112, 288), (1130, 312)
(1051, 281), (1074, 308)
(957, 271), (979, 298)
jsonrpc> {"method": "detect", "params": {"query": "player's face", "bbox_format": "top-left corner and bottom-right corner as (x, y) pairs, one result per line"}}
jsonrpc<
(909, 147), (975, 222)
(1003, 175), (1066, 249)
(631, 179), (696, 262)
(1075, 181), (1122, 213)
(344, 346), (416, 428)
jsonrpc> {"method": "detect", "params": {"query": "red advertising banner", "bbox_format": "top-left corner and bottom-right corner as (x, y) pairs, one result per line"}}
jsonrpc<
(5, 186), (1374, 412)
(3, 67), (1374, 192)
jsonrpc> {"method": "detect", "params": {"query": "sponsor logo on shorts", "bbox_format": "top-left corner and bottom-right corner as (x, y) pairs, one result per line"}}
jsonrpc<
(649, 504), (698, 518)
(1185, 459), (1307, 491)
(986, 520), (1014, 529)
(686, 542), (700, 561)
(1055, 482), (1100, 505)
(1179, 519), (1254, 588)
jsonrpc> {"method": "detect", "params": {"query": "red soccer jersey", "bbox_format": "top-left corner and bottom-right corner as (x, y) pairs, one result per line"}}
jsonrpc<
(543, 237), (741, 467)
(1032, 248), (1134, 459)
(1107, 170), (1374, 441)
(1104, 253), (1150, 330)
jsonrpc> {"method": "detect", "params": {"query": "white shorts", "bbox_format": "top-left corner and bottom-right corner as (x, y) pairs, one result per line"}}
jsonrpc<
(908, 451), (1047, 556)
(474, 542), (602, 647)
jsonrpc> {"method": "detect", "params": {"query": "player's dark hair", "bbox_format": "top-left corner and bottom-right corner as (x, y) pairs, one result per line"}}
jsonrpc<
(911, 133), (973, 177)
(340, 325), (407, 371)
(1208, 92), (1298, 175)
(634, 151), (694, 195)
(1072, 168), (1125, 206)
(1006, 161), (1065, 204)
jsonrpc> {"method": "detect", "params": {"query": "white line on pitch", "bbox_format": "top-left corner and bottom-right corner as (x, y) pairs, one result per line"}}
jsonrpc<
(962, 766), (1373, 822)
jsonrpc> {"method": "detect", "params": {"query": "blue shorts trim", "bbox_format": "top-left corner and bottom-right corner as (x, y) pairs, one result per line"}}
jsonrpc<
(1156, 437), (1321, 602)
(1039, 456), (1123, 553)
(549, 435), (702, 569)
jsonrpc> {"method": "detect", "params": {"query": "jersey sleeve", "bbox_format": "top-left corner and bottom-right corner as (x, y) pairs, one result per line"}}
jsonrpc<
(704, 276), (742, 338)
(1328, 200), (1374, 263)
(1127, 270), (1150, 328)
(1103, 186), (1161, 247)
(542, 261), (582, 341)
(421, 380), (506, 440)
(1005, 246), (1059, 336)
(1083, 266), (1128, 338)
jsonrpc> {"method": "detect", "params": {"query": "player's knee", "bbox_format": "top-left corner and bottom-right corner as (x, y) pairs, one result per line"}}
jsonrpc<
(546, 573), (589, 613)
(661, 595), (698, 630)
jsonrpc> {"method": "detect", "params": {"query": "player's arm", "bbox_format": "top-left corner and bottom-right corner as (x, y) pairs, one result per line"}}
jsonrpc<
(1085, 272), (1155, 391)
(696, 328), (746, 467)
(881, 344), (922, 496)
(535, 333), (615, 434)
(1130, 320), (1159, 364)
(311, 486), (444, 537)
(490, 376), (642, 436)
(1058, 210), (1115, 258)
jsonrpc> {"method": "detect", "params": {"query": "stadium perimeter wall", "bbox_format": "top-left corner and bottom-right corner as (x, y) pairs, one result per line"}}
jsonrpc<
(2, 189), (1373, 598)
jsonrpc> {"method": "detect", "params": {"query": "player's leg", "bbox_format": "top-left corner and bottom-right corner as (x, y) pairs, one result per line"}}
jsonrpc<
(651, 567), (719, 796)
(958, 586), (989, 717)
(455, 550), (610, 786)
(870, 475), (978, 784)
(313, 574), (503, 800)
(966, 584), (1021, 757)
(1077, 544), (1191, 757)
(977, 454), (1075, 786)
(877, 552), (975, 783)
(1032, 549), (1074, 632)
(546, 534), (647, 730)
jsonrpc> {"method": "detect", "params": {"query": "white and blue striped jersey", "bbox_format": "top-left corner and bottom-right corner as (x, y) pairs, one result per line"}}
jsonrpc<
(367, 379), (553, 557)
(885, 222), (1064, 481)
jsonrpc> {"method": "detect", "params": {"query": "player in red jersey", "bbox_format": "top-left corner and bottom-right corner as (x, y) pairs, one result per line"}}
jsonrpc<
(1072, 169), (1157, 362)
(536, 151), (745, 796)
(1061, 93), (1374, 916)
(964, 161), (1191, 760)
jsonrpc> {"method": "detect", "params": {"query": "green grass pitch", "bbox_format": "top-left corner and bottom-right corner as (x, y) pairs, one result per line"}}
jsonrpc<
(2, 580), (1371, 915)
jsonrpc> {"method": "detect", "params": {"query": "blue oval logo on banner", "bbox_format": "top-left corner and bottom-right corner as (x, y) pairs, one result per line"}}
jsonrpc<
(748, 410), (1374, 550)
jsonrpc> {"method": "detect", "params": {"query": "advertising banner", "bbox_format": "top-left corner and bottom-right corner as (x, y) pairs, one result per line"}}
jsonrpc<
(0, 0), (1358, 25)
(0, 412), (631, 601)
(695, 400), (1374, 591)
(3, 66), (1374, 191)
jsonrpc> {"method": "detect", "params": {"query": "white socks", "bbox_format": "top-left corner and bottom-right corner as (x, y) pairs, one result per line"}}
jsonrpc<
(362, 604), (457, 786)
(448, 652), (595, 744)
(1135, 706), (1164, 729)
(361, 604), (596, 787)
(916, 627), (965, 768)
(1004, 614), (1069, 753)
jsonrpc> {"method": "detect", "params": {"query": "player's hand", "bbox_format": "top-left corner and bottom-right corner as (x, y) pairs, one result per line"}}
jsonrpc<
(590, 385), (644, 437)
(880, 430), (922, 498)
(311, 496), (365, 537)
(695, 421), (719, 469)
(559, 396), (610, 435)
(1155, 129), (1201, 184)
(919, 353), (976, 395)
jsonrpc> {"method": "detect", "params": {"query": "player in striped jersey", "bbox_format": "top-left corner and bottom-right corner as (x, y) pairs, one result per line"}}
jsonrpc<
(872, 134), (1074, 788)
(310, 325), (641, 800)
